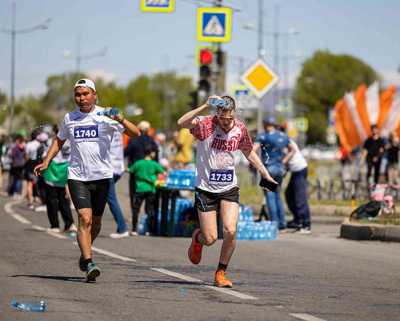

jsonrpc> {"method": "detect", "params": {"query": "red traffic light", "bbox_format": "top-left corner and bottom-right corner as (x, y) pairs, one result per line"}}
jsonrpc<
(199, 49), (213, 65)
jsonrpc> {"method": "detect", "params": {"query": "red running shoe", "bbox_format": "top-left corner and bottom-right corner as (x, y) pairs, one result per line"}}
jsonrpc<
(188, 229), (203, 264)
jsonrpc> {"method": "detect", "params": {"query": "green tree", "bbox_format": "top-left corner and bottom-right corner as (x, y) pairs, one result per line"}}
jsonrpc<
(0, 89), (8, 126)
(11, 95), (54, 134)
(126, 72), (194, 131)
(294, 50), (379, 144)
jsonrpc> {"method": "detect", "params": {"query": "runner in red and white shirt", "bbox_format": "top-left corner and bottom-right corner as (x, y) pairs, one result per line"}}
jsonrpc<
(177, 95), (276, 288)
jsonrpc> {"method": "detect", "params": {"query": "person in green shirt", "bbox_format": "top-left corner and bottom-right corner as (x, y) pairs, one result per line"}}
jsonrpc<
(128, 146), (166, 235)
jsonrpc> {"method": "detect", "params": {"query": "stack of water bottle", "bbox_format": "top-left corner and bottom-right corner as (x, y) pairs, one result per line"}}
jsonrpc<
(237, 205), (277, 241)
(166, 170), (196, 190)
(137, 198), (196, 236)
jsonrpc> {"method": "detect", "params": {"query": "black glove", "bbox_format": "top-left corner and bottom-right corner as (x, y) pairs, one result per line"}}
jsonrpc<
(259, 178), (279, 192)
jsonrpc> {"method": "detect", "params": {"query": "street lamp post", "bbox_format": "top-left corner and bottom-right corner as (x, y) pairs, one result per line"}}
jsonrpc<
(1, 1), (51, 135)
(64, 35), (108, 74)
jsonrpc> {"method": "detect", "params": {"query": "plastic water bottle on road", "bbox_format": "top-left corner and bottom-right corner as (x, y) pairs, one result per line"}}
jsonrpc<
(10, 300), (47, 312)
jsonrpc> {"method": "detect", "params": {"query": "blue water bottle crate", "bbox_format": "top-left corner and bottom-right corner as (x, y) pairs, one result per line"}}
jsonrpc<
(239, 205), (254, 222)
(166, 170), (195, 190)
(237, 221), (277, 241)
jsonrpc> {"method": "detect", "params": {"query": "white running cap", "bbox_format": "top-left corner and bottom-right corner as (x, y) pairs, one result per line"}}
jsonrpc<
(74, 78), (96, 92)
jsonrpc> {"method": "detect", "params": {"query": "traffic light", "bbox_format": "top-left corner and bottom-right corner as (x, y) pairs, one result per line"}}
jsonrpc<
(198, 48), (213, 102)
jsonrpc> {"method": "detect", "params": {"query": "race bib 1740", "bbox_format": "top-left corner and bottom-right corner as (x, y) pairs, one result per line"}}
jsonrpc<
(73, 125), (99, 139)
(209, 169), (234, 184)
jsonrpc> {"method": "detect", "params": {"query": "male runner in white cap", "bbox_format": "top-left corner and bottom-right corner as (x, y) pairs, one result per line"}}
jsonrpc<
(35, 78), (140, 282)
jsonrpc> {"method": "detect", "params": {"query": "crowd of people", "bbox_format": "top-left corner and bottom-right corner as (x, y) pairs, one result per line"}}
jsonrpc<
(0, 78), (310, 286)
(339, 124), (400, 189)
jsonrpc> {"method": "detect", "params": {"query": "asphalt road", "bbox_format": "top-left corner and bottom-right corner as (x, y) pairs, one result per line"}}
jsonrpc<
(1, 194), (399, 321)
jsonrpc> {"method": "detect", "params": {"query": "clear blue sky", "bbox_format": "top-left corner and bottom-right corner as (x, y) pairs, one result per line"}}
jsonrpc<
(0, 0), (399, 97)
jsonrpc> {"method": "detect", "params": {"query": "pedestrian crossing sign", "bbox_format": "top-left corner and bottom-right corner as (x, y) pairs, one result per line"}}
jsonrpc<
(197, 7), (232, 43)
(140, 0), (175, 13)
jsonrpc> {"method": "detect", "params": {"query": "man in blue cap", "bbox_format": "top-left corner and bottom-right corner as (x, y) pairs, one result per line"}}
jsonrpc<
(253, 116), (294, 231)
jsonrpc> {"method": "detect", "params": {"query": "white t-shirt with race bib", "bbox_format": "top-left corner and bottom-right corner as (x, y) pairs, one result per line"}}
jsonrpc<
(190, 115), (253, 193)
(109, 130), (125, 176)
(57, 105), (124, 181)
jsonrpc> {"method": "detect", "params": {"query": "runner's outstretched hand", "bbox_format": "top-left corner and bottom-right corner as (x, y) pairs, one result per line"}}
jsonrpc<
(34, 162), (48, 176)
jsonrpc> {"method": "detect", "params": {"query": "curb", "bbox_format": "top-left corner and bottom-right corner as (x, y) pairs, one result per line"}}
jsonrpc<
(340, 218), (400, 242)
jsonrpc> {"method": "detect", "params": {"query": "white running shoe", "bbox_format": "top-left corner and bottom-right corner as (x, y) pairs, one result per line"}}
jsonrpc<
(47, 227), (61, 233)
(129, 231), (138, 236)
(110, 231), (129, 239)
(34, 205), (47, 212)
(64, 224), (78, 233)
(299, 227), (312, 235)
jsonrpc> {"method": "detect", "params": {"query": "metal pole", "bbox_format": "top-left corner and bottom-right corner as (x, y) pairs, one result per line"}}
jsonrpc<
(273, 4), (280, 111)
(76, 35), (81, 73)
(8, 1), (16, 135)
(213, 0), (222, 95)
(257, 0), (264, 59)
(256, 0), (264, 133)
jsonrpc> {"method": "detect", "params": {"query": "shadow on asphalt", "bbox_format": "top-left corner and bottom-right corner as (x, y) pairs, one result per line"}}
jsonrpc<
(11, 274), (85, 283)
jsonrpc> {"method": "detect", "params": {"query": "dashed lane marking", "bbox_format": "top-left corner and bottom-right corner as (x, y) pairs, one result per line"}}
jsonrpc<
(151, 267), (258, 301)
(91, 245), (137, 262)
(290, 313), (328, 321)
(32, 225), (46, 231)
(11, 213), (31, 224)
(5, 201), (31, 224)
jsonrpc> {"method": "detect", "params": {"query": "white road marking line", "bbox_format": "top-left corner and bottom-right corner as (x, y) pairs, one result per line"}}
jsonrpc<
(4, 201), (32, 224)
(32, 225), (46, 231)
(290, 314), (328, 321)
(151, 267), (258, 301)
(11, 213), (31, 224)
(91, 245), (137, 262)
(47, 230), (68, 239)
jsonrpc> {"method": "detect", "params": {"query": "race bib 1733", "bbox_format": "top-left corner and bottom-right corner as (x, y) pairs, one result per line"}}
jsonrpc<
(209, 169), (234, 184)
(73, 125), (99, 139)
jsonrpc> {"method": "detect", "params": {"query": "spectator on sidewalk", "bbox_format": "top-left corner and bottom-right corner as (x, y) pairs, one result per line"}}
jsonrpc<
(24, 129), (42, 209)
(385, 132), (399, 186)
(42, 130), (76, 233)
(128, 146), (165, 235)
(362, 125), (385, 185)
(253, 117), (294, 231)
(285, 140), (311, 234)
(8, 134), (26, 198)
(174, 127), (194, 168)
(108, 130), (129, 239)
(125, 120), (158, 225)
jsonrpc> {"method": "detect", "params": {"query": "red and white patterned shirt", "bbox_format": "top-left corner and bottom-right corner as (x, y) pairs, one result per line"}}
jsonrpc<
(190, 115), (253, 193)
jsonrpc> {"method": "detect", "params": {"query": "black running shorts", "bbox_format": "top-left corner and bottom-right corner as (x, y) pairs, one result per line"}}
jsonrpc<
(194, 187), (239, 212)
(68, 179), (110, 216)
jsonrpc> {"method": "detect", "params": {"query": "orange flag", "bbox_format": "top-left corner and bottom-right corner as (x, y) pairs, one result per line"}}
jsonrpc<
(377, 85), (396, 130)
(354, 84), (371, 137)
(335, 99), (362, 152)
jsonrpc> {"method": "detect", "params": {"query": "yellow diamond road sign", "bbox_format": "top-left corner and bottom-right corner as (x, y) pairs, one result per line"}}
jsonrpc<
(241, 59), (279, 98)
(140, 0), (175, 13)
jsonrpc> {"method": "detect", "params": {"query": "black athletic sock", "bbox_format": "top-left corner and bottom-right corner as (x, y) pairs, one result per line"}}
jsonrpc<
(217, 263), (228, 272)
(84, 258), (92, 268)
